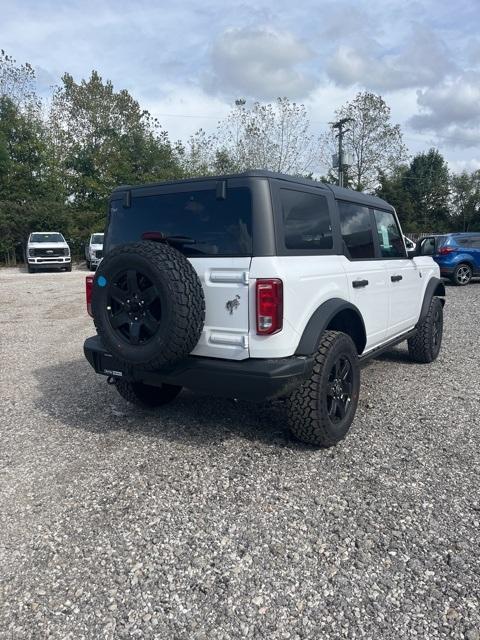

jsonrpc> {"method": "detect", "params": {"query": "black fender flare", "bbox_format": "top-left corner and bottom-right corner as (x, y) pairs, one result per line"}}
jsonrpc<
(417, 277), (446, 326)
(295, 298), (367, 356)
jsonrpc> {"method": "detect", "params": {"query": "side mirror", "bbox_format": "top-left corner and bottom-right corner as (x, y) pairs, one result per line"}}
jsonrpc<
(407, 248), (417, 259)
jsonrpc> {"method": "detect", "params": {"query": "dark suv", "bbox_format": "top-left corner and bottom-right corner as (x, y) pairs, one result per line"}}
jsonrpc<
(418, 233), (480, 285)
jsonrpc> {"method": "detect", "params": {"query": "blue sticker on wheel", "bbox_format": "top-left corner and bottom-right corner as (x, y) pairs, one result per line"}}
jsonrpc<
(97, 275), (107, 287)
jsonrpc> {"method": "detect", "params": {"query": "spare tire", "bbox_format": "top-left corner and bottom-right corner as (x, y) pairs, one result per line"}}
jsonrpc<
(91, 241), (205, 370)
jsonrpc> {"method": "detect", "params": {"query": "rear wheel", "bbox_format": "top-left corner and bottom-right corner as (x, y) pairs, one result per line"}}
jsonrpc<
(287, 331), (360, 447)
(408, 296), (443, 363)
(452, 263), (472, 285)
(114, 379), (182, 408)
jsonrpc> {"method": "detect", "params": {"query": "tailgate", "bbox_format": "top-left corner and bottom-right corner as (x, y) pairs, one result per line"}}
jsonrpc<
(188, 258), (251, 360)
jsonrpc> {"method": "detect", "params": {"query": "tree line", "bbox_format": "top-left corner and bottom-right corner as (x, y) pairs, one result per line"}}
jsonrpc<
(1, 49), (479, 264)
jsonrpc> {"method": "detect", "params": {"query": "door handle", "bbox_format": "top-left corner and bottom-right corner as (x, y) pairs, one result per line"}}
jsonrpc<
(352, 279), (369, 288)
(391, 275), (403, 282)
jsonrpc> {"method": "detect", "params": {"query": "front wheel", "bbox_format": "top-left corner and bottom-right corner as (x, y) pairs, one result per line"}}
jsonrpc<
(452, 263), (472, 286)
(287, 331), (360, 447)
(408, 296), (443, 363)
(27, 264), (35, 274)
(114, 379), (182, 408)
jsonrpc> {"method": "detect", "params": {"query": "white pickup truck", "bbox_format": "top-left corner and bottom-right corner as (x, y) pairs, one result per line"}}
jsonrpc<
(26, 232), (71, 273)
(85, 233), (104, 271)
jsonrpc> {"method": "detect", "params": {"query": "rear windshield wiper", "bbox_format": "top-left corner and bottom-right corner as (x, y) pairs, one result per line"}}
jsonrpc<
(142, 232), (199, 245)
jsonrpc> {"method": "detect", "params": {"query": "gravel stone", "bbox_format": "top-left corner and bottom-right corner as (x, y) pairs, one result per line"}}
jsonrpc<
(0, 267), (479, 639)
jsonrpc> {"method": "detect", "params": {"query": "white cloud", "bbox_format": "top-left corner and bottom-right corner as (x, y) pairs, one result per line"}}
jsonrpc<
(409, 74), (480, 149)
(449, 158), (480, 174)
(327, 25), (455, 91)
(143, 84), (230, 142)
(205, 27), (316, 100)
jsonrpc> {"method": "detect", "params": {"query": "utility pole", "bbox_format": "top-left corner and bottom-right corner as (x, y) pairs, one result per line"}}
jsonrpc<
(331, 118), (353, 188)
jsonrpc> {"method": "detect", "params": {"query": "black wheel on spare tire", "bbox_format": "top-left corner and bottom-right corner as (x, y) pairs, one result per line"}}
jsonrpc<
(452, 263), (472, 286)
(286, 330), (360, 447)
(91, 241), (205, 370)
(114, 379), (182, 407)
(408, 296), (443, 363)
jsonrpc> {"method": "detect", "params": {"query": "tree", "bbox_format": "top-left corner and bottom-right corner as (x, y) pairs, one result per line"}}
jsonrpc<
(0, 96), (52, 202)
(449, 170), (480, 232)
(49, 71), (183, 210)
(321, 92), (408, 192)
(0, 49), (37, 108)
(193, 98), (317, 175)
(376, 165), (415, 229)
(225, 98), (316, 173)
(403, 149), (450, 230)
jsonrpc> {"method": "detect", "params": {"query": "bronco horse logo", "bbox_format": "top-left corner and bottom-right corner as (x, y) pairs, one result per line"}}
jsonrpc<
(226, 295), (241, 315)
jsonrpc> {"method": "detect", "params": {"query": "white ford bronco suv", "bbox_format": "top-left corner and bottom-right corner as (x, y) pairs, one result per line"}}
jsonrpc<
(84, 171), (445, 446)
(26, 231), (71, 273)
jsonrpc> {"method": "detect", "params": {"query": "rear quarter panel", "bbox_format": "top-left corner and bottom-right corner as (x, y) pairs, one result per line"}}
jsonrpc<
(248, 256), (349, 358)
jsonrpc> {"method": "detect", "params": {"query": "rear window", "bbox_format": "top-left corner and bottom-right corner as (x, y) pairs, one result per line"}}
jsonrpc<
(91, 234), (104, 244)
(338, 201), (375, 259)
(107, 188), (253, 257)
(280, 189), (333, 250)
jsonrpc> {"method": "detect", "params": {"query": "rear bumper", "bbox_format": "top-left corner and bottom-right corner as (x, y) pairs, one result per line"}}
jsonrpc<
(83, 335), (313, 401)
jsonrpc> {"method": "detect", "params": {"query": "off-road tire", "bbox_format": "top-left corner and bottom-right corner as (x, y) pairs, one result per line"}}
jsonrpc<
(114, 379), (182, 408)
(452, 263), (472, 286)
(408, 296), (443, 363)
(66, 263), (72, 272)
(27, 264), (35, 273)
(92, 241), (205, 370)
(287, 330), (360, 447)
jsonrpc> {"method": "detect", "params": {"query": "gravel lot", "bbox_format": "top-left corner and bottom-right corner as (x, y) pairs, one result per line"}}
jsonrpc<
(0, 266), (479, 640)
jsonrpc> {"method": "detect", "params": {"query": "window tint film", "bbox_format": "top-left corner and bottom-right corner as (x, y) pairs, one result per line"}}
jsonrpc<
(373, 209), (406, 258)
(281, 189), (333, 250)
(107, 188), (253, 257)
(338, 201), (375, 259)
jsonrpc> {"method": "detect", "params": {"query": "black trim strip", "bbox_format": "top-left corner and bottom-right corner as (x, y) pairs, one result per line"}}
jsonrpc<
(359, 329), (417, 366)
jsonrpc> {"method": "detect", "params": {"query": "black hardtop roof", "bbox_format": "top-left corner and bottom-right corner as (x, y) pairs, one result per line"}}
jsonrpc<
(112, 170), (393, 210)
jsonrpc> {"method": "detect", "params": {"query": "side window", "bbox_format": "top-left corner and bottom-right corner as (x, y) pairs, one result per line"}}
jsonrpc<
(373, 209), (407, 258)
(338, 201), (375, 259)
(281, 189), (333, 250)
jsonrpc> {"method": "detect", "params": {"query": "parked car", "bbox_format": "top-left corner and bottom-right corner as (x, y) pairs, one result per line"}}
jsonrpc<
(84, 171), (445, 447)
(26, 232), (71, 273)
(418, 233), (480, 285)
(85, 233), (104, 271)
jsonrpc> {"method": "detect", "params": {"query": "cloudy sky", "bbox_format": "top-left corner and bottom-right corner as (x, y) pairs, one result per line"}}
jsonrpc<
(2, 0), (479, 172)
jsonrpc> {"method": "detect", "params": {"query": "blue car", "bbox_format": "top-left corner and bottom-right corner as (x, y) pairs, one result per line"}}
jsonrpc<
(418, 233), (480, 285)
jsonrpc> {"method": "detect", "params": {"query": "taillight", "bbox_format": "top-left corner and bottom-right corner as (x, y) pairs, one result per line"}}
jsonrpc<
(256, 279), (283, 335)
(438, 246), (456, 255)
(86, 275), (94, 317)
